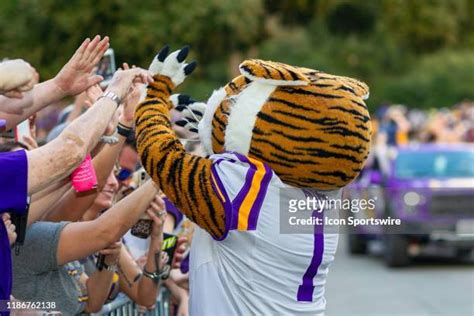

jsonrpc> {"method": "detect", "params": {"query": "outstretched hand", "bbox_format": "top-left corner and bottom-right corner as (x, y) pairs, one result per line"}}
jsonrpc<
(119, 63), (143, 125)
(53, 35), (109, 96)
(106, 67), (153, 102)
(84, 84), (103, 108)
(0, 59), (39, 99)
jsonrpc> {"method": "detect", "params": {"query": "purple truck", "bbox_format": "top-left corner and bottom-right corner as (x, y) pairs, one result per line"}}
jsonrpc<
(345, 144), (474, 267)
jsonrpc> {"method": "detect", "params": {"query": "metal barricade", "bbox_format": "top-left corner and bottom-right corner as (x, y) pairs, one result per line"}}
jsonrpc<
(93, 290), (169, 316)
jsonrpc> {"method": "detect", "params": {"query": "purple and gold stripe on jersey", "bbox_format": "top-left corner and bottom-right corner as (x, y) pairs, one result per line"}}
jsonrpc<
(210, 162), (233, 241)
(210, 152), (273, 237)
(232, 154), (273, 231)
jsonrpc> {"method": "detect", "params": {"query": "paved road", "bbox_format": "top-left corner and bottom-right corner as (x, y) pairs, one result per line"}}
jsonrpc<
(325, 237), (474, 316)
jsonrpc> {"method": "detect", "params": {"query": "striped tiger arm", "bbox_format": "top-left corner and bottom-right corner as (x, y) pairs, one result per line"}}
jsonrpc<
(135, 74), (226, 239)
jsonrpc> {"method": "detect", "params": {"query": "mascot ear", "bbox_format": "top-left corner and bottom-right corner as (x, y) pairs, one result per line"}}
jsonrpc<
(239, 59), (310, 86)
(334, 75), (370, 100)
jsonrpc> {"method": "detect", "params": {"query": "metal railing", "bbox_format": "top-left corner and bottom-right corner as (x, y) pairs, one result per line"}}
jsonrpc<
(92, 291), (170, 316)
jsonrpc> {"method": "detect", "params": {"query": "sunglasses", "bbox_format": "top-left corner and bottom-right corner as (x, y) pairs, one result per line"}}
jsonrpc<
(115, 167), (133, 181)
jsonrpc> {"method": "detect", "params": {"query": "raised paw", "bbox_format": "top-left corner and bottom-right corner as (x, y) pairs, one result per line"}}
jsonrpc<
(148, 45), (197, 87)
(171, 94), (206, 134)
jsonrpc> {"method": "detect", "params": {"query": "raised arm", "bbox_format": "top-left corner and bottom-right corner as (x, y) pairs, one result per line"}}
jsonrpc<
(119, 195), (166, 307)
(135, 46), (225, 238)
(40, 142), (124, 223)
(28, 178), (71, 225)
(0, 36), (108, 128)
(44, 118), (126, 222)
(56, 180), (157, 265)
(84, 241), (122, 313)
(44, 75), (143, 222)
(26, 67), (153, 195)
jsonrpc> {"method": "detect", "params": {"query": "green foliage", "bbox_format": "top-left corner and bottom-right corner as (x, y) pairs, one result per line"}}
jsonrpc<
(0, 0), (472, 110)
(380, 0), (470, 53)
(0, 0), (264, 78)
(326, 2), (377, 35)
(377, 50), (474, 108)
(264, 0), (318, 25)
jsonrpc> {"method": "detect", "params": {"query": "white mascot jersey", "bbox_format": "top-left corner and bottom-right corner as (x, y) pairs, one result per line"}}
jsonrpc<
(189, 152), (340, 316)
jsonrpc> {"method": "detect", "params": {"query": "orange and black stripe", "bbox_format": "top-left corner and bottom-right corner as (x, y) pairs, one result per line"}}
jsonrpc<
(207, 60), (371, 189)
(135, 74), (226, 238)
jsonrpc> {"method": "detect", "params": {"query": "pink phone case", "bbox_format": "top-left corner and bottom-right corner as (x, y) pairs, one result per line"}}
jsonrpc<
(71, 154), (98, 192)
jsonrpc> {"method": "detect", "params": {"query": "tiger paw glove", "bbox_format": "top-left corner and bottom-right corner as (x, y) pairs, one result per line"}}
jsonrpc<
(148, 45), (197, 87)
(170, 94), (206, 134)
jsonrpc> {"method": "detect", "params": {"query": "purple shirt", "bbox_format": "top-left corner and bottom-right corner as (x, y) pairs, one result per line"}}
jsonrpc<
(0, 150), (28, 305)
(164, 198), (183, 228)
(0, 150), (28, 215)
(180, 253), (189, 274)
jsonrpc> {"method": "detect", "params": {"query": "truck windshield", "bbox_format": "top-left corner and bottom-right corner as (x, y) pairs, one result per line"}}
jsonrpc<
(395, 150), (474, 179)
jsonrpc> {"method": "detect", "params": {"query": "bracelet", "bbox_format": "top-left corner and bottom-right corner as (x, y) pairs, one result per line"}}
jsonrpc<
(117, 123), (133, 138)
(103, 262), (118, 272)
(160, 265), (171, 280)
(142, 265), (170, 283)
(100, 135), (119, 144)
(142, 268), (161, 284)
(97, 91), (121, 107)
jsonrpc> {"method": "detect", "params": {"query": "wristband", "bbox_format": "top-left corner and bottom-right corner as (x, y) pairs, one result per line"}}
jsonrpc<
(118, 122), (133, 130)
(142, 265), (170, 283)
(97, 91), (121, 107)
(117, 123), (133, 138)
(142, 268), (161, 284)
(100, 135), (119, 144)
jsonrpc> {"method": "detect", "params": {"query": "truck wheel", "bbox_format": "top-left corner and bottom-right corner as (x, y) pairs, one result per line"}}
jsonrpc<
(383, 235), (410, 267)
(348, 234), (368, 255)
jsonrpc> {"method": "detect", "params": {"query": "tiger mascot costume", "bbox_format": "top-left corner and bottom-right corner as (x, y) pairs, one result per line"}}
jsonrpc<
(135, 45), (371, 315)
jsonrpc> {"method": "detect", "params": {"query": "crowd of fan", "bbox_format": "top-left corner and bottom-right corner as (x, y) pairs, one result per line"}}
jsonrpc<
(0, 35), (472, 316)
(372, 101), (474, 147)
(0, 36), (190, 315)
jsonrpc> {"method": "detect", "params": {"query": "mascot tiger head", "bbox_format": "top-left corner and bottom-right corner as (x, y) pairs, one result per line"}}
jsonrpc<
(177, 59), (371, 190)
